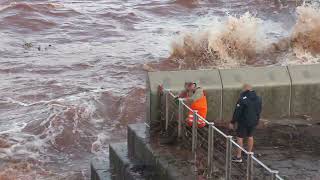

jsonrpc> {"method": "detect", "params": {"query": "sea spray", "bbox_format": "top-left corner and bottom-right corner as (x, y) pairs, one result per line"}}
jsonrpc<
(170, 31), (211, 68)
(291, 3), (320, 59)
(208, 12), (266, 67)
(169, 12), (266, 69)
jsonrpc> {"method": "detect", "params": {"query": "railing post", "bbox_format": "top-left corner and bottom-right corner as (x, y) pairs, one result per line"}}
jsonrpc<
(165, 90), (169, 131)
(270, 170), (279, 180)
(192, 111), (198, 177)
(246, 152), (254, 180)
(178, 98), (183, 138)
(192, 110), (198, 153)
(207, 124), (215, 179)
(225, 136), (232, 180)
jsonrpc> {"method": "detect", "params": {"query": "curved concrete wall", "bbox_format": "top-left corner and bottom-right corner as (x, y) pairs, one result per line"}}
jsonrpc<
(146, 64), (320, 125)
(288, 64), (320, 117)
(219, 66), (291, 120)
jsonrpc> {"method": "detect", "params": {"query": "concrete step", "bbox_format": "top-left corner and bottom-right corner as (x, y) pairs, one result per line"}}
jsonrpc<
(109, 142), (156, 180)
(91, 157), (111, 180)
(127, 123), (196, 180)
(91, 142), (153, 180)
(93, 123), (197, 180)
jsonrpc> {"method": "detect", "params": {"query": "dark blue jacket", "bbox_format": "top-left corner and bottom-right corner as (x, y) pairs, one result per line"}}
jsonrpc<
(231, 90), (262, 127)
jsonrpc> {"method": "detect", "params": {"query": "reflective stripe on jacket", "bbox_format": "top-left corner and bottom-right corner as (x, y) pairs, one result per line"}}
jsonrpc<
(186, 88), (207, 128)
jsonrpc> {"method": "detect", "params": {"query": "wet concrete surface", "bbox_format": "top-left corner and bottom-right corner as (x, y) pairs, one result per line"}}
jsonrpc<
(154, 117), (320, 180)
(253, 118), (320, 180)
(104, 119), (320, 180)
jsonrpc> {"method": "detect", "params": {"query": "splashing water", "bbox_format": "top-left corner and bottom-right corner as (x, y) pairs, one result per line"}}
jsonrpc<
(208, 12), (266, 66)
(167, 4), (320, 70)
(169, 12), (266, 69)
(291, 3), (320, 62)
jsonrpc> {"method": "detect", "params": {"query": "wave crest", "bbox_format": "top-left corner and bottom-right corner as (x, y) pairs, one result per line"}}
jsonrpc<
(291, 4), (320, 58)
(169, 12), (265, 68)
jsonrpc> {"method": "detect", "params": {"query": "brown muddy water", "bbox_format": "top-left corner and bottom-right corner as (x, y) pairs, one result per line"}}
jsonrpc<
(0, 0), (320, 179)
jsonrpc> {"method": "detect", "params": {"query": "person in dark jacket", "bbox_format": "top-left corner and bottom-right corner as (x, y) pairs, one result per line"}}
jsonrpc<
(229, 84), (262, 162)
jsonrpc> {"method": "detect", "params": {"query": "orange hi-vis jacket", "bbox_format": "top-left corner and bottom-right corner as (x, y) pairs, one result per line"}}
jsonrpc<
(186, 88), (207, 128)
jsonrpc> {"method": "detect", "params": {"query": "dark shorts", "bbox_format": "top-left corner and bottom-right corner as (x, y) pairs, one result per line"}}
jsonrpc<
(236, 125), (256, 138)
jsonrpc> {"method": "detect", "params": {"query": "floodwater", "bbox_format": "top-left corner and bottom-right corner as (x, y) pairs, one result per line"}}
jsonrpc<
(0, 0), (319, 179)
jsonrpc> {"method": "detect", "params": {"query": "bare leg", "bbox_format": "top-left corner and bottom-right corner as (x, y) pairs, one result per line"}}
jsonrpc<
(248, 136), (254, 153)
(236, 137), (243, 158)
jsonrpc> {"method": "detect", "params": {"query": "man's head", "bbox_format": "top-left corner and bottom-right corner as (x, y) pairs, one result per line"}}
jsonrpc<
(185, 81), (197, 91)
(242, 83), (252, 92)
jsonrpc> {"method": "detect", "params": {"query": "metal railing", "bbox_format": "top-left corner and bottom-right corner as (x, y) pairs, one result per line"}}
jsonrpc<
(162, 89), (283, 180)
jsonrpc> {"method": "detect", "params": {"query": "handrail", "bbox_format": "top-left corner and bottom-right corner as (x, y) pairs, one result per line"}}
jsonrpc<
(276, 174), (284, 180)
(211, 123), (228, 138)
(251, 156), (273, 172)
(163, 88), (283, 180)
(231, 139), (249, 154)
(180, 100), (194, 112)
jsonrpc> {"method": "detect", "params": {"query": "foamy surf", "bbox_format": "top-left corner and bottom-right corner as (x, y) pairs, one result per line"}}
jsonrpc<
(169, 12), (268, 69)
(290, 3), (320, 62)
(167, 4), (320, 70)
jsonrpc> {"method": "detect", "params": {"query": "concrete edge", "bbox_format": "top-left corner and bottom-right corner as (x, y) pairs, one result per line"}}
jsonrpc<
(109, 142), (130, 180)
(128, 123), (195, 180)
(90, 158), (111, 180)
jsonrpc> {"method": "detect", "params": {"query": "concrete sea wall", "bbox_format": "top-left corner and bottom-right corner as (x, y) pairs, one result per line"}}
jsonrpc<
(147, 64), (320, 126)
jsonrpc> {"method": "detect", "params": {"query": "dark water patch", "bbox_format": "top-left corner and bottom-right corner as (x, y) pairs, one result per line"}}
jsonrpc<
(1, 15), (57, 32)
(0, 2), (81, 32)
(0, 2), (80, 17)
(99, 11), (141, 23)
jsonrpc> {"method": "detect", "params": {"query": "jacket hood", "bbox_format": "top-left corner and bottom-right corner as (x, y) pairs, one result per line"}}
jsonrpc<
(242, 90), (258, 100)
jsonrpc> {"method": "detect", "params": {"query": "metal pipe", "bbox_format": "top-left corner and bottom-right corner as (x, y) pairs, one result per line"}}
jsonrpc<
(178, 98), (183, 138)
(252, 156), (273, 172)
(198, 115), (211, 125)
(218, 69), (224, 120)
(276, 174), (284, 180)
(212, 125), (228, 138)
(207, 124), (215, 179)
(165, 91), (169, 131)
(181, 101), (194, 112)
(192, 111), (198, 178)
(270, 170), (279, 180)
(168, 91), (176, 98)
(246, 152), (254, 180)
(225, 136), (232, 180)
(286, 66), (293, 117)
(192, 110), (198, 153)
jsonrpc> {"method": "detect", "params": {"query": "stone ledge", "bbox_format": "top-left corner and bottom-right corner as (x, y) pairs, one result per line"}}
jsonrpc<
(109, 142), (130, 180)
(110, 142), (156, 180)
(92, 123), (211, 180)
(90, 157), (111, 180)
(128, 123), (196, 180)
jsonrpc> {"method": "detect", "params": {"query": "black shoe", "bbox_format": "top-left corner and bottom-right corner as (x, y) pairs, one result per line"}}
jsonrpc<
(232, 156), (243, 163)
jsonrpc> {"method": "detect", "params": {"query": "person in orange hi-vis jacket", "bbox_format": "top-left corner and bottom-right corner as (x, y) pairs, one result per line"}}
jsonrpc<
(178, 82), (207, 128)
